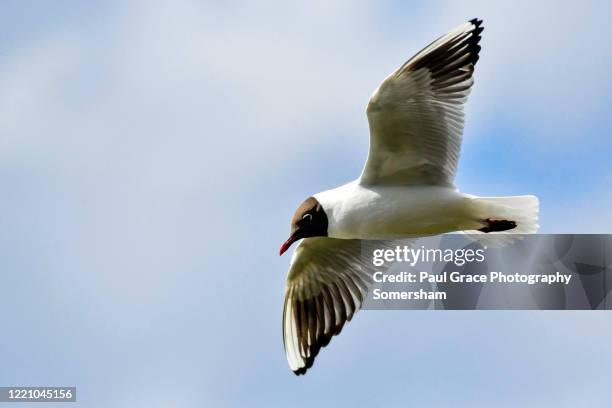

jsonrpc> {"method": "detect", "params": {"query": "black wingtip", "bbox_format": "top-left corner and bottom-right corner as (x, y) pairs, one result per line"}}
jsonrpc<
(469, 18), (484, 35)
(292, 354), (316, 376)
(467, 19), (484, 67)
(293, 363), (311, 376)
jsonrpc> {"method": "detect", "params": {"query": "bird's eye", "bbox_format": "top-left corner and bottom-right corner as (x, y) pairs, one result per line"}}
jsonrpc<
(302, 213), (313, 222)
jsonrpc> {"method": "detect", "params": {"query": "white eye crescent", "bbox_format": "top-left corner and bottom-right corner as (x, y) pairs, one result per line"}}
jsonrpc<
(302, 213), (313, 222)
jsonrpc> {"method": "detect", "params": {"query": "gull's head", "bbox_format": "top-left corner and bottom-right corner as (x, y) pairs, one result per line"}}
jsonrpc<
(280, 197), (328, 255)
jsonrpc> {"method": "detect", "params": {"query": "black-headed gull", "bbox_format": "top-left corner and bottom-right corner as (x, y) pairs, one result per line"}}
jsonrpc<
(280, 19), (539, 375)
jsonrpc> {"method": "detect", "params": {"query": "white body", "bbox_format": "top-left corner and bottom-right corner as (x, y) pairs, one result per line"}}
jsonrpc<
(314, 181), (475, 239)
(315, 180), (539, 239)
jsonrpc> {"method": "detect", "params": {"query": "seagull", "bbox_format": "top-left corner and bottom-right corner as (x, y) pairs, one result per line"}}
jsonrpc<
(279, 19), (539, 375)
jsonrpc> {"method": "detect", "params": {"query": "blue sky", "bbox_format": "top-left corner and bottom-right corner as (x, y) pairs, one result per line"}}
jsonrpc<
(1, 1), (611, 407)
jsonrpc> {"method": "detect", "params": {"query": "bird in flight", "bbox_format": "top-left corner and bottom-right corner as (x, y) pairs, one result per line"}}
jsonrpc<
(279, 19), (539, 375)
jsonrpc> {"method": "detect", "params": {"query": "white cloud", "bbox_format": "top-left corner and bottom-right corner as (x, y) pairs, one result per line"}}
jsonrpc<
(0, 0), (397, 329)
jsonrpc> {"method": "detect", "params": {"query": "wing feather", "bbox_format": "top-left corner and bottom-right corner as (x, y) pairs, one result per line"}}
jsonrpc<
(283, 238), (407, 375)
(361, 19), (483, 186)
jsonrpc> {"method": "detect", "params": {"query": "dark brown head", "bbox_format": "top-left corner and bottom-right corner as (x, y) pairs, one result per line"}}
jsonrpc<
(279, 197), (328, 255)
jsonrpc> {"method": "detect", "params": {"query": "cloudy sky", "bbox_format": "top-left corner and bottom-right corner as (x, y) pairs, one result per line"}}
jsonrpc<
(1, 1), (611, 406)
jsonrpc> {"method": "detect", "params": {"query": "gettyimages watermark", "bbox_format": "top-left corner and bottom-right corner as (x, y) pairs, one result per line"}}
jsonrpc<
(360, 234), (612, 310)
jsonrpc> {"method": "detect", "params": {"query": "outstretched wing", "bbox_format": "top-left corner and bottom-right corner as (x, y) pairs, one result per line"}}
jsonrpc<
(361, 19), (483, 187)
(283, 237), (388, 375)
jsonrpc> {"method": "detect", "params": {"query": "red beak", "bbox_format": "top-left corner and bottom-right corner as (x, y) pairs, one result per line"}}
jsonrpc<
(279, 235), (297, 256)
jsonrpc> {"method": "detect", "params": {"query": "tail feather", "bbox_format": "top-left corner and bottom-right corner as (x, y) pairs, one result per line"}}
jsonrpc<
(465, 195), (539, 246)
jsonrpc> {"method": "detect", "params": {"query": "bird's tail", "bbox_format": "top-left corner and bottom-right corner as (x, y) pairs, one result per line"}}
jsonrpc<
(464, 195), (539, 246)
